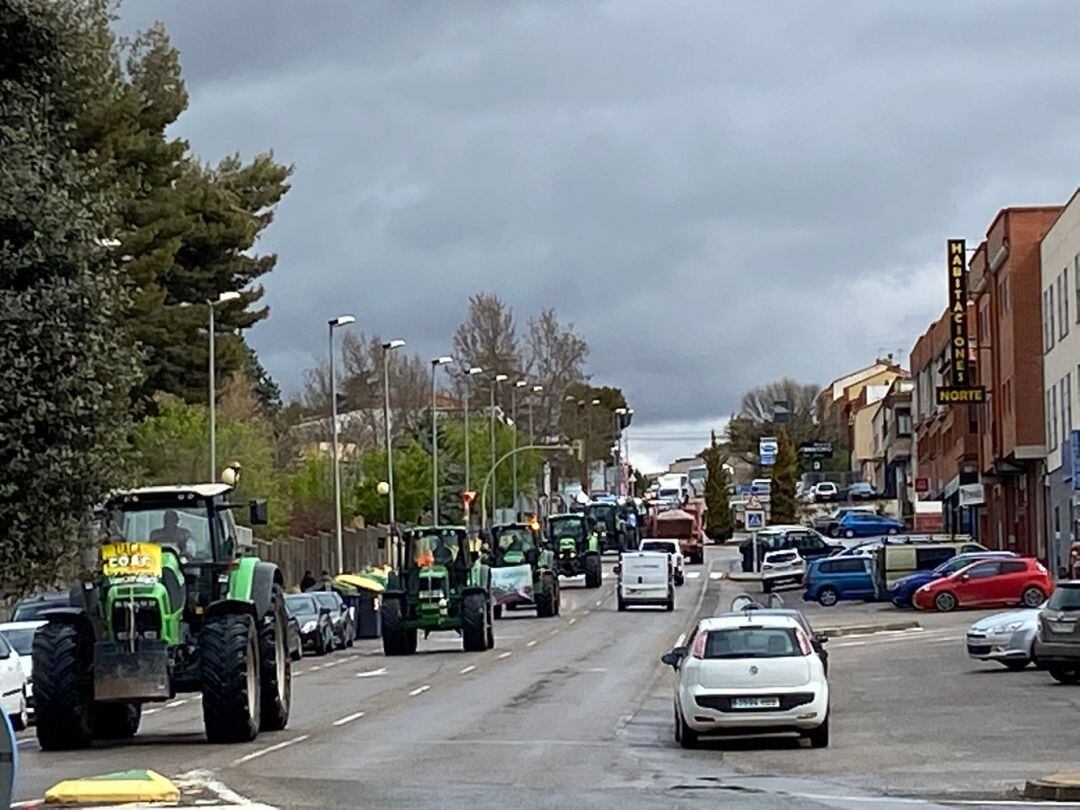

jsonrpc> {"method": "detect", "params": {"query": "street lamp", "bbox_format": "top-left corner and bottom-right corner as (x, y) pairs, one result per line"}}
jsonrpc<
(430, 356), (454, 526)
(528, 385), (544, 512)
(382, 339), (406, 546)
(463, 366), (483, 503)
(625, 408), (635, 496)
(614, 407), (628, 496)
(328, 314), (356, 573)
(207, 291), (242, 482)
(490, 374), (508, 526)
(512, 380), (528, 515)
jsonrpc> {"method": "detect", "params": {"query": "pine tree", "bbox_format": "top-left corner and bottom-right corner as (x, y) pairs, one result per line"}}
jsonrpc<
(701, 434), (734, 540)
(769, 430), (799, 524)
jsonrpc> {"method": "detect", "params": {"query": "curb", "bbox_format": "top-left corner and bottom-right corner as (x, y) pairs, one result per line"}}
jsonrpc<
(817, 620), (920, 638)
(1024, 774), (1080, 801)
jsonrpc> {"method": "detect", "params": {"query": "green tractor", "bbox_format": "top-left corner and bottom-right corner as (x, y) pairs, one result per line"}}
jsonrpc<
(489, 523), (560, 619)
(31, 484), (291, 750)
(381, 526), (494, 655)
(548, 514), (602, 588)
(585, 502), (629, 553)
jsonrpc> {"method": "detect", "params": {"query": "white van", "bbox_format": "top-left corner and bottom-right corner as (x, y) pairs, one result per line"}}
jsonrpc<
(617, 551), (674, 612)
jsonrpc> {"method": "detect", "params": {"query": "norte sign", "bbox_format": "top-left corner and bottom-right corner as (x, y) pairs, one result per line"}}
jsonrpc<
(936, 238), (986, 406)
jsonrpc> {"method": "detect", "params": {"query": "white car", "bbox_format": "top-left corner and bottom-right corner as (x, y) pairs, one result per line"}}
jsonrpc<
(812, 482), (838, 502)
(617, 551), (675, 611)
(0, 628), (30, 730)
(760, 549), (806, 593)
(640, 538), (685, 586)
(661, 612), (829, 748)
(0, 621), (43, 717)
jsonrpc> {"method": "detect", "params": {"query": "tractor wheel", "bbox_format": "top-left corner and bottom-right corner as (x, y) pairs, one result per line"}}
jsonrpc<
(536, 573), (557, 618)
(258, 586), (292, 732)
(92, 702), (142, 739)
(381, 598), (416, 656)
(462, 593), (488, 652)
(493, 604), (504, 620)
(201, 613), (262, 743)
(584, 554), (602, 589)
(553, 581), (562, 615)
(486, 605), (496, 649)
(32, 622), (93, 750)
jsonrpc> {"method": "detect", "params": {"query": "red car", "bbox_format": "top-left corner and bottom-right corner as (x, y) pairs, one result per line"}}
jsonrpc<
(912, 557), (1051, 612)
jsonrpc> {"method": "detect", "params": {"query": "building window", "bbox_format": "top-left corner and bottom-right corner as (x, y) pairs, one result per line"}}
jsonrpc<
(1066, 373), (1074, 438)
(1075, 253), (1080, 325)
(897, 409), (912, 437)
(1064, 267), (1071, 337)
(1050, 383), (1059, 451)
(1000, 275), (1010, 312)
(1046, 287), (1056, 353)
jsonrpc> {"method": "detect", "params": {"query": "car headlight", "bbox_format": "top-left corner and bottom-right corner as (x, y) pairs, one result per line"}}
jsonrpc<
(301, 620), (317, 634)
(995, 621), (1025, 633)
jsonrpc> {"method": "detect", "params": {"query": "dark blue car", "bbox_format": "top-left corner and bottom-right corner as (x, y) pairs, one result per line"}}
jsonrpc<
(834, 511), (905, 539)
(889, 551), (1018, 607)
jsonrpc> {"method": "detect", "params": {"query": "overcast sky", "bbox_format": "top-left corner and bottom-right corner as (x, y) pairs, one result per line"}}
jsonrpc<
(117, 1), (1080, 472)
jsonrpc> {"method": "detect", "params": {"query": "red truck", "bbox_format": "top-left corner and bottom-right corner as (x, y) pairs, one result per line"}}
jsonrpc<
(649, 500), (706, 565)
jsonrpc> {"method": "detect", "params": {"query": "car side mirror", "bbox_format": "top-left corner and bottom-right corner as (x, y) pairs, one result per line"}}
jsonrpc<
(249, 499), (269, 526)
(661, 646), (688, 668)
(959, 574), (970, 582)
(814, 633), (828, 646)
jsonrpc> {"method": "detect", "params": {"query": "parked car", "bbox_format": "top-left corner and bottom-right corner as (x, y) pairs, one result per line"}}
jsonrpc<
(660, 612), (830, 748)
(890, 551), (1017, 607)
(803, 556), (877, 606)
(640, 538), (685, 586)
(285, 593), (336, 655)
(286, 616), (303, 662)
(966, 606), (1042, 670)
(313, 590), (355, 649)
(847, 482), (878, 501)
(1033, 581), (1080, 683)
(812, 482), (839, 503)
(761, 549), (805, 594)
(877, 540), (988, 588)
(739, 526), (840, 572)
(11, 592), (69, 622)
(912, 558), (1051, 612)
(833, 511), (904, 539)
(0, 621), (44, 716)
(0, 631), (28, 730)
(813, 505), (877, 537)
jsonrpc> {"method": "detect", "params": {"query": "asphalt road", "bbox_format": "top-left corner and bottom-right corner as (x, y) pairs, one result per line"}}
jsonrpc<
(14, 548), (1080, 808)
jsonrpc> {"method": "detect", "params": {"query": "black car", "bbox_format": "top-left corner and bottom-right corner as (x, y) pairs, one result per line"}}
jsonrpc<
(284, 594), (335, 656)
(286, 616), (303, 661)
(739, 527), (840, 572)
(313, 591), (355, 649)
(12, 591), (70, 621)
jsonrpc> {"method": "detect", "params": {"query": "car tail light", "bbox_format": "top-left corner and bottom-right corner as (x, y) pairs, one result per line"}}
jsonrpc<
(690, 630), (708, 659)
(796, 629), (813, 656)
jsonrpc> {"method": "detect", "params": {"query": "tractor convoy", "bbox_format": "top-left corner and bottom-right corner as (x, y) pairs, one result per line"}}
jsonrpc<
(28, 484), (691, 751)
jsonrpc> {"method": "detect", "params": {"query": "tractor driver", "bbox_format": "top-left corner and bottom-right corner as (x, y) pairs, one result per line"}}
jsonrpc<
(150, 509), (193, 555)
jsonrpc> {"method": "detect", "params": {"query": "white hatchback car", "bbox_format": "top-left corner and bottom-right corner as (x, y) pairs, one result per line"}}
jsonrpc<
(662, 612), (830, 748)
(639, 538), (685, 586)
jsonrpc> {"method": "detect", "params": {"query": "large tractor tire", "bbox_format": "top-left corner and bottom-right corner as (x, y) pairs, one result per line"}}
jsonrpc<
(258, 586), (292, 732)
(462, 593), (489, 652)
(584, 553), (602, 589)
(201, 613), (261, 743)
(92, 702), (142, 740)
(536, 573), (558, 618)
(33, 622), (94, 750)
(381, 597), (417, 656)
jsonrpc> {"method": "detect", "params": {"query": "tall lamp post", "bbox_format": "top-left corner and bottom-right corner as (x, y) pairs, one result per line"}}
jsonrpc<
(588, 398), (601, 492)
(430, 356), (453, 526)
(328, 314), (356, 573)
(490, 373), (508, 526)
(463, 366), (483, 529)
(614, 407), (628, 496)
(529, 385), (544, 512)
(382, 339), (406, 548)
(512, 380), (527, 515)
(207, 290), (242, 482)
(625, 408), (635, 496)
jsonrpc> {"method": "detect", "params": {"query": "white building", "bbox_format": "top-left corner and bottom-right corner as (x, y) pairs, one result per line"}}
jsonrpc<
(1041, 187), (1080, 573)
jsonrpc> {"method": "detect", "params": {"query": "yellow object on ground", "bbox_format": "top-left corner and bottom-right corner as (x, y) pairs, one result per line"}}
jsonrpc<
(45, 769), (179, 804)
(336, 573), (386, 593)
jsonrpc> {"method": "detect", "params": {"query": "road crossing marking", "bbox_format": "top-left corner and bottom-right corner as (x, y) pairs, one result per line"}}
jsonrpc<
(709, 572), (725, 580)
(674, 632), (686, 647)
(355, 667), (387, 678)
(686, 572), (701, 579)
(498, 651), (513, 659)
(409, 685), (431, 696)
(459, 665), (477, 675)
(332, 711), (365, 726)
(233, 734), (309, 765)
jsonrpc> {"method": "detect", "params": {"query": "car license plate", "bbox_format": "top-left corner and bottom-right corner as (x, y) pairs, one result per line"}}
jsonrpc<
(1050, 622), (1074, 634)
(731, 696), (780, 710)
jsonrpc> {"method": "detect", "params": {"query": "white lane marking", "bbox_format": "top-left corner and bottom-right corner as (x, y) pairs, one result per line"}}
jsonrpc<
(233, 734), (309, 765)
(323, 660), (340, 668)
(16, 738), (34, 746)
(498, 651), (512, 659)
(409, 685), (431, 696)
(550, 628), (560, 636)
(333, 711), (366, 726)
(582, 667), (607, 673)
(568, 618), (577, 625)
(460, 665), (477, 675)
(309, 664), (325, 671)
(695, 560), (716, 616)
(595, 600), (603, 606)
(356, 667), (387, 678)
(686, 572), (701, 580)
(143, 708), (161, 715)
(583, 609), (591, 616)
(165, 699), (186, 708)
(526, 640), (538, 647)
(674, 632), (687, 647)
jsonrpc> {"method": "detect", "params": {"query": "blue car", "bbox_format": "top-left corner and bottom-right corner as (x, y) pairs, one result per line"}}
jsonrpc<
(803, 556), (878, 607)
(834, 511), (904, 539)
(889, 551), (1018, 607)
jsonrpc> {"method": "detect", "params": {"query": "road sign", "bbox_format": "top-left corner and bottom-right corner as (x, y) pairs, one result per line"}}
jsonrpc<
(746, 494), (763, 510)
(745, 510), (766, 530)
(759, 437), (778, 466)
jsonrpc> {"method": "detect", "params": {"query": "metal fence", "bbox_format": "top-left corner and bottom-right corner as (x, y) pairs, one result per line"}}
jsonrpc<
(254, 525), (389, 589)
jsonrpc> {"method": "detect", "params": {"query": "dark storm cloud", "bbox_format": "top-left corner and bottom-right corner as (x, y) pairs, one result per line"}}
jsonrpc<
(119, 0), (1080, 428)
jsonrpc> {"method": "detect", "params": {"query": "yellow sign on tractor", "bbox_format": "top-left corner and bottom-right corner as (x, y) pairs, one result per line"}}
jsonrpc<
(101, 542), (163, 579)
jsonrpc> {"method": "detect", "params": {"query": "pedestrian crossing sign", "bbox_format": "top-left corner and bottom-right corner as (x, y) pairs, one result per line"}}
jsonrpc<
(745, 510), (766, 530)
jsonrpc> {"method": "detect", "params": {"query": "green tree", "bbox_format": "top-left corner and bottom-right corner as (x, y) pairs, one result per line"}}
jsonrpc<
(0, 0), (142, 587)
(726, 378), (830, 476)
(351, 441), (433, 526)
(769, 430), (799, 525)
(701, 435), (733, 540)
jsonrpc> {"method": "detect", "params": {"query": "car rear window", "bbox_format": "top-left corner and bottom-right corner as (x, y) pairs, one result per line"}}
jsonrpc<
(820, 558), (865, 574)
(704, 627), (802, 659)
(641, 542), (675, 553)
(1048, 586), (1080, 611)
(285, 596), (317, 615)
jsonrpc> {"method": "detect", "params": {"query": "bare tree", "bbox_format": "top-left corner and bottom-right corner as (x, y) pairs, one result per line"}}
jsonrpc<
(523, 308), (589, 440)
(453, 293), (521, 382)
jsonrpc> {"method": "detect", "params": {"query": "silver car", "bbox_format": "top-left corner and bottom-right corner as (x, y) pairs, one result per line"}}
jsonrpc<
(965, 607), (1042, 670)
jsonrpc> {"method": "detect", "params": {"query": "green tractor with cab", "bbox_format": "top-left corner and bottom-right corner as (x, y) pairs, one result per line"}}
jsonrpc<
(32, 483), (291, 750)
(489, 523), (560, 619)
(548, 514), (602, 588)
(381, 526), (494, 655)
